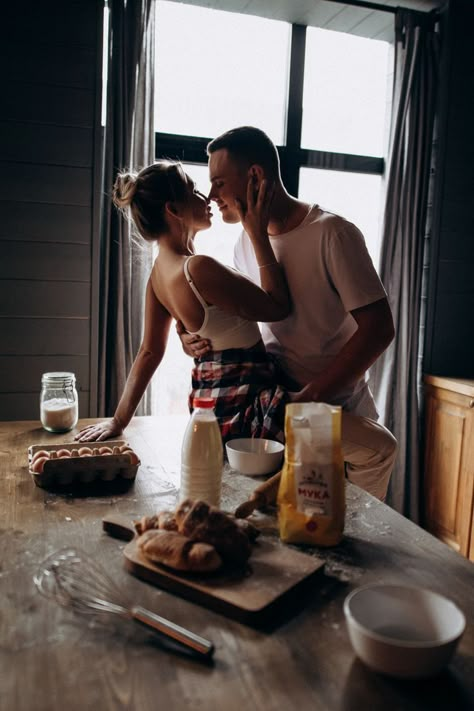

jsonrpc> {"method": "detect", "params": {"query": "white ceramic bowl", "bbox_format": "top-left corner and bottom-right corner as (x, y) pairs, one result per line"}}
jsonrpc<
(225, 438), (284, 476)
(343, 583), (465, 679)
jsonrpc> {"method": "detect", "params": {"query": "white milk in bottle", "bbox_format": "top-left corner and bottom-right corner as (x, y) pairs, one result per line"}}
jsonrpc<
(180, 397), (223, 506)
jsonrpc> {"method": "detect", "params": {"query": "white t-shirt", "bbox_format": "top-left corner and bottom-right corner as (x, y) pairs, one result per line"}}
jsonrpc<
(233, 205), (386, 414)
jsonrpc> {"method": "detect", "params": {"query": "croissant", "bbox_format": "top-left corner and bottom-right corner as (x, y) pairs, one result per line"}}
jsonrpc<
(138, 529), (222, 572)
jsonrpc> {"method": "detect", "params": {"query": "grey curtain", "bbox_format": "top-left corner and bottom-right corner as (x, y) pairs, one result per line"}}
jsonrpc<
(370, 9), (440, 521)
(98, 0), (155, 417)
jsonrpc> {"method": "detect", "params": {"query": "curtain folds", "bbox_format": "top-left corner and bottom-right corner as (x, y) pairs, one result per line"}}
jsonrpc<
(370, 9), (440, 520)
(98, 0), (155, 417)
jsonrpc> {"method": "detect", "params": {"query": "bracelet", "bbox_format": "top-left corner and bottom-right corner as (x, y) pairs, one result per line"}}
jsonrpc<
(258, 261), (279, 269)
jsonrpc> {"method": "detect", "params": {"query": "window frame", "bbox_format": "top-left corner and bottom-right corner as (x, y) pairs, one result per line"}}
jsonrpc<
(154, 23), (385, 196)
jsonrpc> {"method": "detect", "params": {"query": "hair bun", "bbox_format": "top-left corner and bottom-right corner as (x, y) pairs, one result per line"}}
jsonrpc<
(112, 172), (138, 208)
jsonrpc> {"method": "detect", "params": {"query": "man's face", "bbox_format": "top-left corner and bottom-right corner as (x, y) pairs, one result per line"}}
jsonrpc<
(208, 149), (248, 224)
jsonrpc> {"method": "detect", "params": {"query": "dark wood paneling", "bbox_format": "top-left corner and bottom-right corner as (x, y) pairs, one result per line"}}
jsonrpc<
(0, 355), (90, 393)
(437, 260), (474, 293)
(442, 162), (474, 199)
(0, 43), (96, 90)
(0, 390), (89, 423)
(0, 281), (90, 318)
(1, 1), (98, 47)
(424, 0), (474, 378)
(1, 318), (90, 356)
(3, 82), (95, 128)
(439, 200), (474, 256)
(0, 202), (92, 243)
(0, 0), (102, 420)
(431, 293), (474, 377)
(0, 242), (90, 282)
(0, 163), (92, 206)
(0, 122), (93, 168)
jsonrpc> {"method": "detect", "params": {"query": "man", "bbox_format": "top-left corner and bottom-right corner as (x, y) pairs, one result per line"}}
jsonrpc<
(179, 126), (396, 500)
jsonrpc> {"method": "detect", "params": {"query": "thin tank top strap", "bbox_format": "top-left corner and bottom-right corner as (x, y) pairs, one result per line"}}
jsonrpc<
(183, 256), (208, 309)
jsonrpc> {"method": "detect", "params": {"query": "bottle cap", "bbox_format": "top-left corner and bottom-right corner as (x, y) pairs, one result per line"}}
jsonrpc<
(192, 397), (215, 409)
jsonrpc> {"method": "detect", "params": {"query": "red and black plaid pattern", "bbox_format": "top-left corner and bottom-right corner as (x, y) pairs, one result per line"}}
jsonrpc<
(189, 346), (289, 445)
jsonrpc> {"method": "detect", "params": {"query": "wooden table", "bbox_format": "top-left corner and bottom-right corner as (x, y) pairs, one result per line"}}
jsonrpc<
(1, 417), (473, 711)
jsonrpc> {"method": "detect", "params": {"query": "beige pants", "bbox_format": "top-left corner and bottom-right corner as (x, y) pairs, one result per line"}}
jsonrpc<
(341, 411), (397, 501)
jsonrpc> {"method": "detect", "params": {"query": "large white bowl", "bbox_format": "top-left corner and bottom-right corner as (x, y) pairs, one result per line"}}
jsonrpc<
(225, 438), (284, 476)
(343, 583), (466, 679)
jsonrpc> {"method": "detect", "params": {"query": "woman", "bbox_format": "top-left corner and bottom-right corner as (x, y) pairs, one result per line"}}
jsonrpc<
(75, 160), (292, 445)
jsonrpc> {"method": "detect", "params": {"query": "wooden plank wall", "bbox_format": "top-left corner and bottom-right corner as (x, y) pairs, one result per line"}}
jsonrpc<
(0, 0), (102, 420)
(424, 0), (474, 378)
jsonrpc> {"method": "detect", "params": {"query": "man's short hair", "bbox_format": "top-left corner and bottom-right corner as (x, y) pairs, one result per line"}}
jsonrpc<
(207, 126), (280, 178)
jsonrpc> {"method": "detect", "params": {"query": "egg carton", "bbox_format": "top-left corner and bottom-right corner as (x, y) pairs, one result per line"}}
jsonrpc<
(28, 439), (140, 491)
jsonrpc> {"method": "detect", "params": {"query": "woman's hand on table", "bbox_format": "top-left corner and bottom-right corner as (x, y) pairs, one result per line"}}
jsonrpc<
(74, 418), (123, 442)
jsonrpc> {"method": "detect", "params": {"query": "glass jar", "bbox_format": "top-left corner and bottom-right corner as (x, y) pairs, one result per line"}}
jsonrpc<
(40, 372), (79, 433)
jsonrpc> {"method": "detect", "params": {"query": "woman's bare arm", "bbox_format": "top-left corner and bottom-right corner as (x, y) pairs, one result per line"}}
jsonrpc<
(75, 279), (172, 441)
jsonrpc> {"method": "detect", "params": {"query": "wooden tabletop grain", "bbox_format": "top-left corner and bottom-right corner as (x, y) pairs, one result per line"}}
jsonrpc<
(1, 416), (473, 711)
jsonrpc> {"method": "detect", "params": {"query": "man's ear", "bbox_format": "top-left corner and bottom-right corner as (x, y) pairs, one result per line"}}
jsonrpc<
(247, 164), (264, 182)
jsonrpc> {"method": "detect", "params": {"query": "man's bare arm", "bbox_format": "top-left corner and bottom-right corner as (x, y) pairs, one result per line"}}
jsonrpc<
(292, 297), (394, 402)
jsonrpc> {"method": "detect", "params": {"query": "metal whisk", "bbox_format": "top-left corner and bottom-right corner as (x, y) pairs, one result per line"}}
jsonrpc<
(34, 547), (214, 659)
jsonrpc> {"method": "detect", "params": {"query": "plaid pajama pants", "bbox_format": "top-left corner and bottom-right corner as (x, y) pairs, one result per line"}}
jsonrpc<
(189, 346), (289, 445)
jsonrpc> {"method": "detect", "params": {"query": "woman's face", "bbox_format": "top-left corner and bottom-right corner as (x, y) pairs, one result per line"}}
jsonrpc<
(184, 176), (213, 232)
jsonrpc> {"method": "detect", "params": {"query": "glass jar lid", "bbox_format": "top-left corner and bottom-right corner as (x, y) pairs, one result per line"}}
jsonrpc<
(41, 371), (76, 387)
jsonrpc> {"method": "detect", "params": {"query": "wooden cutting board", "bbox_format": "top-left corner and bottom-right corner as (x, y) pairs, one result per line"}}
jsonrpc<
(103, 515), (325, 626)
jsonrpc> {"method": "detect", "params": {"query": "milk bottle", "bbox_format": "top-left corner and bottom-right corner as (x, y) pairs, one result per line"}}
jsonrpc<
(180, 398), (223, 506)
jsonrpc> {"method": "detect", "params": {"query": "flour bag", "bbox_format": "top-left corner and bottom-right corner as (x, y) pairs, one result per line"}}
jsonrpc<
(278, 402), (345, 546)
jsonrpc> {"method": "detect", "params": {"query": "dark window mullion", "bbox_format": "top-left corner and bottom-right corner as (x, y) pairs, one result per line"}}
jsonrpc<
(155, 133), (210, 164)
(282, 24), (306, 196)
(301, 149), (384, 174)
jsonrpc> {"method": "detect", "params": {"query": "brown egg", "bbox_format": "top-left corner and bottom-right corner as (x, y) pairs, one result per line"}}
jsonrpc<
(31, 449), (51, 465)
(118, 444), (131, 454)
(78, 446), (93, 457)
(98, 446), (113, 455)
(56, 449), (71, 458)
(125, 451), (139, 466)
(31, 456), (49, 473)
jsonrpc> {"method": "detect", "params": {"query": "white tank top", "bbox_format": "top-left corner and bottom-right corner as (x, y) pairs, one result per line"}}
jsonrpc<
(184, 256), (261, 351)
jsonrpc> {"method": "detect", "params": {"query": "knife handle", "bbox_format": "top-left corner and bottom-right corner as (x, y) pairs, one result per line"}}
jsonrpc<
(102, 514), (136, 541)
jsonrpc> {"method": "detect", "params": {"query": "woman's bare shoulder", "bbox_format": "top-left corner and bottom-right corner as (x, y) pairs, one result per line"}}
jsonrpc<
(186, 254), (229, 278)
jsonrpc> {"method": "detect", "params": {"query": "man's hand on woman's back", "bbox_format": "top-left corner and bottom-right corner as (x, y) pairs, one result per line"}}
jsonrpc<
(176, 320), (212, 358)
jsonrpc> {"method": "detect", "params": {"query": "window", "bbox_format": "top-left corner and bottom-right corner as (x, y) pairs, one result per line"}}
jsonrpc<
(152, 1), (391, 416)
(302, 28), (390, 157)
(299, 168), (384, 267)
(155, 2), (291, 143)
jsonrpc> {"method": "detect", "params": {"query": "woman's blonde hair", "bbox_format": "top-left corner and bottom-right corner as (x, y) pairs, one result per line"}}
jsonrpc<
(112, 160), (189, 241)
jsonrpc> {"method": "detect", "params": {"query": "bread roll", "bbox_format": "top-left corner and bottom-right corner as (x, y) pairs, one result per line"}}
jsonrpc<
(135, 511), (178, 535)
(177, 500), (252, 566)
(234, 517), (260, 542)
(134, 514), (160, 535)
(137, 529), (222, 572)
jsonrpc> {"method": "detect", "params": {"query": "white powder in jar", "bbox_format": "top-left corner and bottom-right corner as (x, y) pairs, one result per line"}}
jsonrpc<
(41, 398), (78, 432)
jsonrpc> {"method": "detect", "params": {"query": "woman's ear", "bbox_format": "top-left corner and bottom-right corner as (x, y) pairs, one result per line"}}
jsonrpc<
(165, 201), (181, 220)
